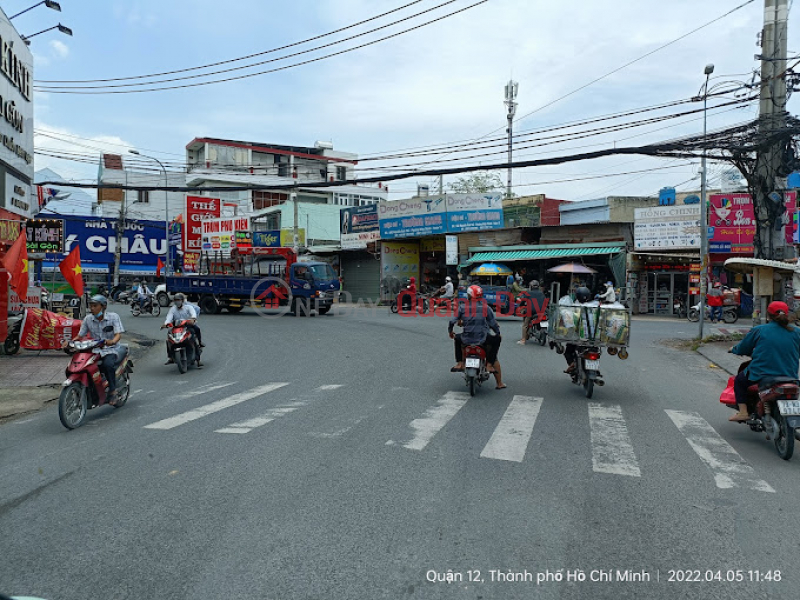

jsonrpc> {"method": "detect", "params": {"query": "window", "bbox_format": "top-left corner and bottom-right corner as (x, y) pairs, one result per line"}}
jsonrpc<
(137, 190), (149, 204)
(336, 166), (347, 181)
(278, 162), (289, 177)
(253, 191), (288, 211)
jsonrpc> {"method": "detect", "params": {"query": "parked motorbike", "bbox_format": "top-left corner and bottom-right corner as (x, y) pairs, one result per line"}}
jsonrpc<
(2, 314), (22, 355)
(131, 296), (161, 317)
(166, 319), (201, 374)
(673, 294), (687, 319)
(463, 343), (491, 396)
(58, 339), (133, 429)
(723, 361), (800, 460)
(687, 302), (738, 324)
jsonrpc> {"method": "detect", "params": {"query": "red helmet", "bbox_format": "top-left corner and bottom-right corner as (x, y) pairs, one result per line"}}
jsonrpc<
(768, 301), (790, 316)
(467, 285), (483, 299)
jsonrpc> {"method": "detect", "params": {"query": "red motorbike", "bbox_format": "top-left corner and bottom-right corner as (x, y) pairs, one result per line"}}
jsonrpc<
(58, 339), (133, 430)
(167, 319), (201, 374)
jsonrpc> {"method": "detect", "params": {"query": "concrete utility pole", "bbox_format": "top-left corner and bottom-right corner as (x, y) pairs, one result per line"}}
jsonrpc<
(291, 156), (299, 253)
(699, 64), (714, 340)
(504, 80), (518, 199)
(754, 0), (789, 262)
(112, 172), (128, 288)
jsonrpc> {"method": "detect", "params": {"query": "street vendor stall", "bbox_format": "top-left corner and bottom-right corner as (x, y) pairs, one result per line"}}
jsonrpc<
(724, 258), (800, 322)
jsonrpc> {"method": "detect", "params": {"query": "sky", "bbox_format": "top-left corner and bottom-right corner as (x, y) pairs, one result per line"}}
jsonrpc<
(8, 0), (800, 202)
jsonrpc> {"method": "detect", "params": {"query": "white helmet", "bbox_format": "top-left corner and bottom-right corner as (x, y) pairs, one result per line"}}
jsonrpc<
(445, 276), (452, 282)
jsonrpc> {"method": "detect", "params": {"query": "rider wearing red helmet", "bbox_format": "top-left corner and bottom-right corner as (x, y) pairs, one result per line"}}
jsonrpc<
(448, 284), (506, 389)
(729, 300), (800, 421)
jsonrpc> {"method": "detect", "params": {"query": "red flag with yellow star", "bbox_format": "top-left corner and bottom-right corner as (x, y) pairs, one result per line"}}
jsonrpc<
(59, 246), (84, 296)
(1, 230), (29, 301)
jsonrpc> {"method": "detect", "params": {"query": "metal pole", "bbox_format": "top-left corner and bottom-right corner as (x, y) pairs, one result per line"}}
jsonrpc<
(112, 172), (127, 288)
(292, 192), (299, 252)
(699, 68), (712, 339)
(507, 113), (513, 199)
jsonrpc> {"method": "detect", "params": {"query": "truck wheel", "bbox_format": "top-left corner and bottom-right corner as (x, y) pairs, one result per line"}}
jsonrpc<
(200, 296), (219, 315)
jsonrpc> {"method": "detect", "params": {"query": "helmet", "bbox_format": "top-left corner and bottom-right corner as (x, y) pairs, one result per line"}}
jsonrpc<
(174, 293), (186, 302)
(768, 301), (790, 316)
(89, 294), (108, 307)
(410, 277), (416, 283)
(529, 280), (540, 289)
(467, 285), (483, 299)
(606, 281), (614, 287)
(445, 276), (452, 282)
(575, 286), (592, 303)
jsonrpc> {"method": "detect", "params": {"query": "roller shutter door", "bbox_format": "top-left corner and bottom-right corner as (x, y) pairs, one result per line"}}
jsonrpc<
(341, 252), (380, 302)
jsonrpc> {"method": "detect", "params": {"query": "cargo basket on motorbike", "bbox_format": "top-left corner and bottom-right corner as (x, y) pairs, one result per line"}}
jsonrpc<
(547, 305), (630, 347)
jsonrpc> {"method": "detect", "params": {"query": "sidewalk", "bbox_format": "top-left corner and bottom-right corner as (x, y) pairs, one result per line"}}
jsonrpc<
(696, 341), (748, 377)
(0, 333), (157, 421)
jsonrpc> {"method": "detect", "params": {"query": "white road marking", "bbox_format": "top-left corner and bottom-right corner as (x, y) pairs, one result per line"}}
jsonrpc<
(480, 395), (542, 462)
(665, 410), (775, 492)
(588, 403), (641, 477)
(173, 382), (236, 401)
(317, 384), (344, 391)
(133, 389), (143, 394)
(215, 401), (305, 434)
(144, 383), (289, 430)
(387, 391), (469, 451)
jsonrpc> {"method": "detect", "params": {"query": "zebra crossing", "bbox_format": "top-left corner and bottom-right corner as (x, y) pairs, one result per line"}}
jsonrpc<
(141, 382), (779, 492)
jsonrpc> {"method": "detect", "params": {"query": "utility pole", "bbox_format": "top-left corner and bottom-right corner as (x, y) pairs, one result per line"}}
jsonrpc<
(699, 64), (714, 340)
(291, 155), (299, 252)
(754, 0), (789, 262)
(504, 80), (518, 200)
(112, 172), (128, 288)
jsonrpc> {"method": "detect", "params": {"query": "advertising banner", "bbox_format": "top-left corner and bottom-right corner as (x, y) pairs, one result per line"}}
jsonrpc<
(200, 216), (251, 254)
(707, 192), (797, 253)
(445, 193), (504, 232)
(381, 241), (419, 281)
(341, 205), (379, 249)
(633, 206), (701, 250)
(9, 287), (41, 312)
(26, 218), (64, 253)
(185, 195), (221, 253)
(379, 197), (446, 239)
(252, 229), (306, 248)
(182, 252), (199, 273)
(53, 216), (166, 267)
(20, 308), (82, 350)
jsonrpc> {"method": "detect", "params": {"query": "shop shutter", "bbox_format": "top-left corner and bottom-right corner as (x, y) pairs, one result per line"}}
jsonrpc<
(341, 251), (381, 302)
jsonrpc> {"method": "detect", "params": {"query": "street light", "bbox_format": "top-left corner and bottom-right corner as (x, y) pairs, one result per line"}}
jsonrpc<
(129, 150), (170, 276)
(22, 23), (72, 42)
(698, 63), (714, 339)
(10, 1), (61, 20)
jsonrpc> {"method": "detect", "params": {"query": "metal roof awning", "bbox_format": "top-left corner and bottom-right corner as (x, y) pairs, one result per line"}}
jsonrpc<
(724, 257), (800, 274)
(632, 252), (701, 259)
(468, 245), (624, 263)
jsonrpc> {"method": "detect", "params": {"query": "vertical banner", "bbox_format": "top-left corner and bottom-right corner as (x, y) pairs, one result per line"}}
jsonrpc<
(185, 195), (221, 254)
(445, 235), (458, 265)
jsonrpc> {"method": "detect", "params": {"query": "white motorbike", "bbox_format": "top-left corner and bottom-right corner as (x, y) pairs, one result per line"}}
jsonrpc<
(687, 302), (738, 324)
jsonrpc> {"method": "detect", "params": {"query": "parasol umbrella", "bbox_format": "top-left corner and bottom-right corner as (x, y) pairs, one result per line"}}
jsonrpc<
(470, 262), (513, 285)
(547, 262), (598, 293)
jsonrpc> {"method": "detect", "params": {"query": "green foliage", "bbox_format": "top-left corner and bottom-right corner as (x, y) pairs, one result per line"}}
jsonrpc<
(447, 171), (505, 195)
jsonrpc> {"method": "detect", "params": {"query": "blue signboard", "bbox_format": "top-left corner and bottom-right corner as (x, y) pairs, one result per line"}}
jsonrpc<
(709, 241), (731, 253)
(659, 187), (676, 206)
(379, 196), (447, 239)
(48, 216), (166, 267)
(253, 231), (282, 247)
(445, 193), (504, 232)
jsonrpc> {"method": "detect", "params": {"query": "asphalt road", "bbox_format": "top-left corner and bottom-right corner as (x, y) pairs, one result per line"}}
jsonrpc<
(1, 306), (798, 600)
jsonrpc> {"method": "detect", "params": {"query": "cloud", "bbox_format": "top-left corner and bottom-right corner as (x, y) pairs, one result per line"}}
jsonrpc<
(49, 40), (69, 59)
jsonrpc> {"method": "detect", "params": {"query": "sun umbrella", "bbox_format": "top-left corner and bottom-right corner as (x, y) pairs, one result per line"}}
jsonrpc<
(470, 263), (513, 277)
(547, 262), (597, 274)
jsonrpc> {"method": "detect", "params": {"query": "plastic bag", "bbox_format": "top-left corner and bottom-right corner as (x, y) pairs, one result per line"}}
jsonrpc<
(719, 376), (737, 406)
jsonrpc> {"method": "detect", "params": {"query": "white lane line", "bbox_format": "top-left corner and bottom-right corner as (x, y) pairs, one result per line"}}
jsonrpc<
(317, 384), (344, 391)
(173, 382), (236, 401)
(480, 395), (542, 463)
(215, 402), (305, 434)
(387, 391), (469, 451)
(144, 383), (289, 430)
(588, 403), (641, 477)
(665, 410), (775, 493)
(133, 389), (143, 394)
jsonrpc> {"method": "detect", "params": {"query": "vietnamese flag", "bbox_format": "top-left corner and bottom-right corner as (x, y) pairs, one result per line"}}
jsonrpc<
(1, 231), (29, 301)
(59, 246), (84, 296)
(156, 256), (165, 277)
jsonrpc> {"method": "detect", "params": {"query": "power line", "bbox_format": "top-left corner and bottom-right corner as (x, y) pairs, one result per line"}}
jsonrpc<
(33, 1), (489, 94)
(35, 0), (427, 84)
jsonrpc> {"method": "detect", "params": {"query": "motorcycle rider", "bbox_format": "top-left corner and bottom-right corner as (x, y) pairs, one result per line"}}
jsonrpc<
(596, 281), (616, 304)
(563, 286), (598, 375)
(518, 280), (547, 345)
(448, 285), (506, 389)
(162, 293), (203, 366)
(136, 279), (154, 312)
(728, 300), (800, 421)
(707, 282), (724, 323)
(434, 276), (455, 299)
(401, 276), (417, 312)
(63, 295), (125, 404)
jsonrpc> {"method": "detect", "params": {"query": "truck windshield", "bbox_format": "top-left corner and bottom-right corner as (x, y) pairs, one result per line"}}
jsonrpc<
(309, 264), (335, 281)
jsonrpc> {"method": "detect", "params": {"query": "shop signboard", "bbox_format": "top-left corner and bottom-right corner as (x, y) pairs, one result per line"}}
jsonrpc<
(446, 235), (458, 265)
(200, 216), (250, 254)
(252, 229), (306, 248)
(25, 218), (63, 253)
(708, 192), (797, 253)
(634, 206), (701, 250)
(9, 287), (41, 312)
(381, 241), (419, 281)
(185, 195), (221, 253)
(183, 252), (199, 273)
(341, 205), (379, 249)
(445, 194), (504, 233)
(379, 197), (446, 239)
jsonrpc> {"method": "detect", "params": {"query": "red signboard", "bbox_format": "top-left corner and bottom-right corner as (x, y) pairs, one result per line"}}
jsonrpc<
(185, 195), (221, 253)
(708, 192), (797, 254)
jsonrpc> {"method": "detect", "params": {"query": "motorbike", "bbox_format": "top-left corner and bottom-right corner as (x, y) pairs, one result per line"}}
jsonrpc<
(687, 302), (738, 324)
(552, 342), (605, 398)
(58, 339), (133, 429)
(673, 294), (687, 319)
(390, 290), (429, 314)
(167, 319), (201, 374)
(723, 361), (800, 460)
(131, 296), (161, 317)
(2, 314), (23, 355)
(529, 319), (548, 346)
(463, 343), (491, 396)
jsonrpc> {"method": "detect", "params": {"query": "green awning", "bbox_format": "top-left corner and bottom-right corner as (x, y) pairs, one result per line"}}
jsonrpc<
(468, 246), (624, 263)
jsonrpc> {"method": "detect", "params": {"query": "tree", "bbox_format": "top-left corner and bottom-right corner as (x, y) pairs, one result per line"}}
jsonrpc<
(447, 171), (506, 195)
